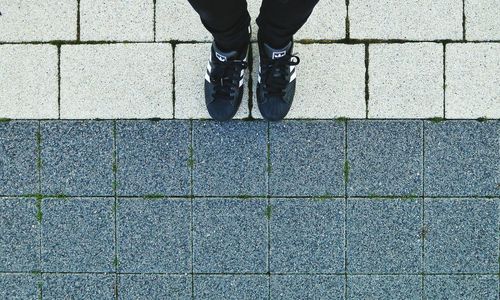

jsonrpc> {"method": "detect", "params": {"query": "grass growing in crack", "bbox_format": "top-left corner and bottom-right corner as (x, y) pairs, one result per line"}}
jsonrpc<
(112, 181), (118, 192)
(113, 256), (119, 268)
(428, 117), (445, 123)
(343, 160), (350, 185)
(112, 161), (117, 173)
(34, 194), (43, 223)
(0, 118), (11, 122)
(265, 205), (272, 220)
(31, 270), (41, 276)
(314, 192), (334, 201)
(335, 116), (348, 123)
(476, 116), (488, 122)
(237, 194), (253, 199)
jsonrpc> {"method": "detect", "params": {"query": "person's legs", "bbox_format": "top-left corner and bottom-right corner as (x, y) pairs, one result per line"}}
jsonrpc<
(187, 0), (251, 52)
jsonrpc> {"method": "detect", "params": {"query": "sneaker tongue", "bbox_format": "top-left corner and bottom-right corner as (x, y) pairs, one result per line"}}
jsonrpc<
(263, 41), (292, 60)
(213, 43), (239, 62)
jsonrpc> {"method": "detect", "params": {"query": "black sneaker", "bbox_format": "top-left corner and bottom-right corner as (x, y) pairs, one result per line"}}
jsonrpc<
(204, 41), (249, 121)
(256, 40), (300, 121)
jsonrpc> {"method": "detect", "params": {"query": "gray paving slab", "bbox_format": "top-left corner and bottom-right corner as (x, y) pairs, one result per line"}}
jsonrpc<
(270, 198), (344, 273)
(0, 274), (39, 299)
(41, 198), (115, 272)
(116, 121), (190, 196)
(347, 120), (423, 196)
(193, 198), (268, 273)
(117, 198), (191, 273)
(465, 0), (500, 40)
(42, 274), (115, 300)
(194, 275), (268, 300)
(192, 121), (267, 196)
(270, 275), (344, 300)
(269, 121), (345, 196)
(347, 275), (421, 299)
(0, 121), (38, 195)
(40, 121), (114, 196)
(119, 274), (191, 300)
(424, 198), (499, 273)
(424, 275), (499, 300)
(346, 198), (422, 273)
(0, 198), (39, 272)
(424, 121), (499, 196)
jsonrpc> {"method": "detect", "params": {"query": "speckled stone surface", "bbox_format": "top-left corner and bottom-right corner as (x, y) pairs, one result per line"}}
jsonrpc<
(193, 198), (268, 273)
(192, 121), (267, 196)
(117, 198), (191, 273)
(0, 274), (39, 299)
(270, 275), (344, 300)
(194, 275), (268, 300)
(346, 198), (422, 273)
(269, 121), (345, 196)
(116, 121), (190, 196)
(0, 121), (38, 195)
(424, 275), (499, 299)
(424, 199), (499, 273)
(424, 121), (500, 196)
(40, 121), (114, 196)
(41, 198), (115, 272)
(0, 198), (39, 272)
(347, 275), (421, 299)
(270, 198), (344, 273)
(42, 274), (115, 299)
(119, 274), (191, 299)
(347, 120), (423, 196)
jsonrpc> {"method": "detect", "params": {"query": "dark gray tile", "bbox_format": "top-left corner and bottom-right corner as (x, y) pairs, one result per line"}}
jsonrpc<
(270, 198), (344, 273)
(270, 275), (344, 300)
(41, 121), (114, 196)
(192, 121), (267, 196)
(424, 121), (499, 196)
(424, 198), (499, 273)
(424, 275), (498, 300)
(116, 120), (190, 196)
(41, 198), (115, 272)
(347, 120), (423, 196)
(269, 121), (344, 196)
(0, 121), (38, 195)
(42, 274), (115, 300)
(194, 275), (268, 300)
(0, 198), (39, 272)
(193, 198), (267, 273)
(347, 198), (422, 273)
(119, 274), (191, 300)
(347, 275), (421, 299)
(0, 274), (39, 299)
(117, 198), (191, 273)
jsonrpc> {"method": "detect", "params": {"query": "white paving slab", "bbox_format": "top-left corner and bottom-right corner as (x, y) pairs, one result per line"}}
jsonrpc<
(80, 0), (154, 41)
(60, 44), (173, 119)
(349, 0), (463, 40)
(156, 0), (212, 41)
(368, 43), (444, 118)
(0, 0), (77, 42)
(174, 43), (250, 119)
(445, 43), (500, 118)
(0, 45), (59, 119)
(465, 0), (500, 40)
(252, 43), (366, 119)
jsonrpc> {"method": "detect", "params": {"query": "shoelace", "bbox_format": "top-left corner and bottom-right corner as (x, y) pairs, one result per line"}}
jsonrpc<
(210, 59), (248, 99)
(263, 54), (300, 97)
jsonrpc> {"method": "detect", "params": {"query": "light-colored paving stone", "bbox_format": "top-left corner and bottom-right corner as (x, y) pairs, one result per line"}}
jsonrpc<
(80, 0), (154, 41)
(349, 0), (463, 40)
(174, 43), (250, 119)
(368, 43), (444, 119)
(60, 44), (173, 119)
(0, 0), (76, 42)
(0, 45), (58, 119)
(465, 0), (500, 40)
(156, 0), (211, 41)
(445, 43), (500, 118)
(252, 43), (366, 119)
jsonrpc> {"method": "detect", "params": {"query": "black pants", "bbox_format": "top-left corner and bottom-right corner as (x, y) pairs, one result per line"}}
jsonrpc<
(187, 0), (319, 51)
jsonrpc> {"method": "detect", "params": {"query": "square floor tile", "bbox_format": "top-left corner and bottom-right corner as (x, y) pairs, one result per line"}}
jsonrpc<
(347, 120), (423, 196)
(347, 275), (421, 299)
(116, 121), (190, 196)
(117, 198), (191, 273)
(424, 275), (498, 300)
(424, 121), (499, 196)
(194, 275), (268, 299)
(42, 274), (115, 299)
(119, 275), (191, 299)
(347, 198), (422, 273)
(0, 274), (38, 299)
(424, 199), (499, 273)
(269, 121), (345, 196)
(270, 275), (344, 300)
(193, 198), (268, 273)
(270, 198), (344, 273)
(41, 198), (115, 272)
(41, 121), (114, 196)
